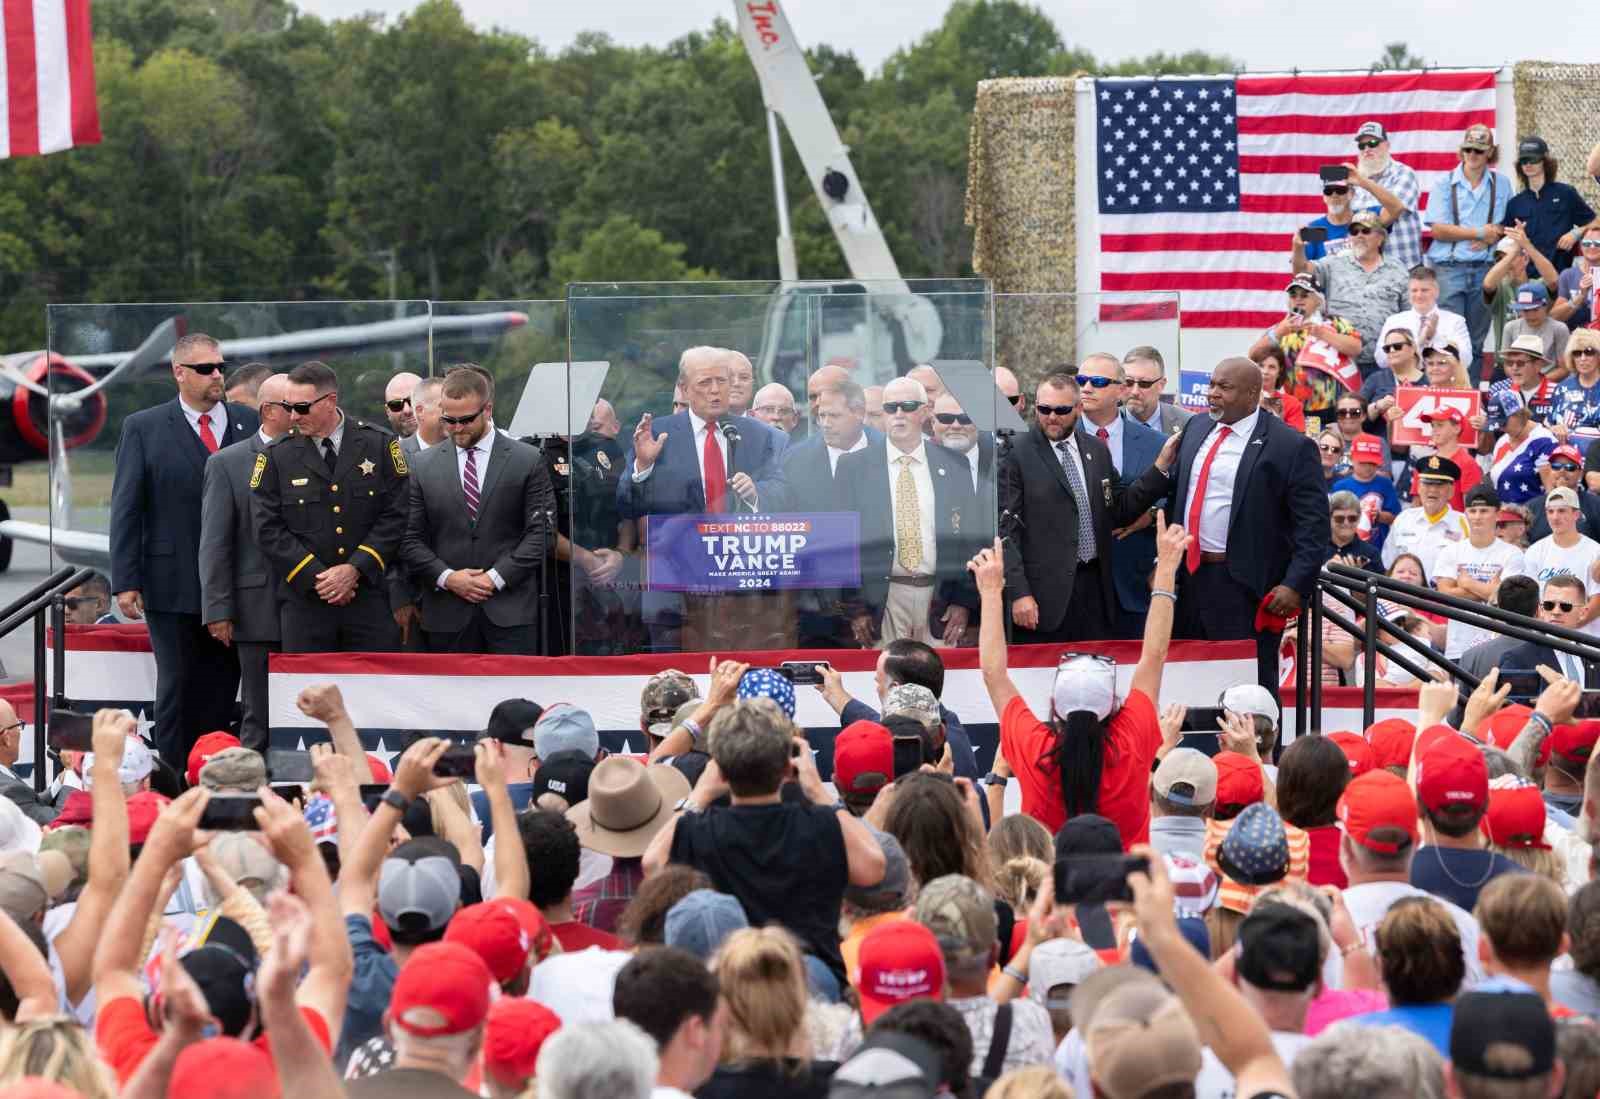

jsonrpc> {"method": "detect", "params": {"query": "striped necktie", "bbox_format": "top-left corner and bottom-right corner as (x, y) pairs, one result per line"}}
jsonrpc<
(463, 446), (480, 519)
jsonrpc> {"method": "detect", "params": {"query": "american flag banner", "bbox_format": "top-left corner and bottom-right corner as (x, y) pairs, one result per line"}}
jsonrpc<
(1, 0), (100, 158)
(1091, 71), (1498, 331)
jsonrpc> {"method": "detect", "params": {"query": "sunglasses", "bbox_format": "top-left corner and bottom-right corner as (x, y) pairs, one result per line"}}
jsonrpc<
(440, 405), (487, 426)
(1005, 394), (1025, 407)
(1128, 378), (1163, 389)
(386, 397), (412, 412)
(284, 392), (335, 416)
(1322, 185), (1350, 196)
(63, 596), (101, 609)
(182, 362), (224, 375)
(1036, 403), (1076, 417)
(1543, 600), (1577, 613)
(1331, 514), (1359, 524)
(1583, 240), (1600, 249)
(1337, 408), (1364, 418)
(1550, 462), (1581, 472)
(1318, 443), (1343, 454)
(1381, 342), (1411, 353)
(1075, 375), (1119, 389)
(934, 413), (973, 425)
(1460, 146), (1488, 155)
(1357, 139), (1382, 150)
(1573, 348), (1600, 358)
(1519, 157), (1544, 166)
(1348, 225), (1375, 236)
(882, 400), (924, 414)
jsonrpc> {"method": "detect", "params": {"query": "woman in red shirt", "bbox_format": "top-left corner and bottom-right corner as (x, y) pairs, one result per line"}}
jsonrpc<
(969, 518), (1189, 847)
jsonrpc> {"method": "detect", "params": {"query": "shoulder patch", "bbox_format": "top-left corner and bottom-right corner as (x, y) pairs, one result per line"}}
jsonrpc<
(249, 452), (268, 490)
(389, 437), (408, 475)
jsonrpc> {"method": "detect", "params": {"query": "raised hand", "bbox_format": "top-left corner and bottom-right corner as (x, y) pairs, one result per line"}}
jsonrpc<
(632, 414), (668, 472)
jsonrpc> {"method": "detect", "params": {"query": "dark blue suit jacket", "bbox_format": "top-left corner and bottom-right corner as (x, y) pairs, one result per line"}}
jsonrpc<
(616, 412), (787, 518)
(775, 426), (885, 512)
(1099, 413), (1166, 615)
(110, 398), (260, 615)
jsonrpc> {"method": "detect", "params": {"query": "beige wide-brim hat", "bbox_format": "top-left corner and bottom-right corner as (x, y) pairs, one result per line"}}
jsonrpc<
(566, 756), (690, 858)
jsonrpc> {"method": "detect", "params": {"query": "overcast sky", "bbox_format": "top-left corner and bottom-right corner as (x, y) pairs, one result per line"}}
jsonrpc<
(296, 0), (1588, 72)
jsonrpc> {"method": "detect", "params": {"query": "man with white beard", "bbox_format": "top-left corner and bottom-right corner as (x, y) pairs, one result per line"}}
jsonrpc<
(1350, 120), (1424, 269)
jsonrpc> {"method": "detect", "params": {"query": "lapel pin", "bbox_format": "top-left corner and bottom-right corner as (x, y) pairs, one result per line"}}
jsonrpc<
(936, 467), (945, 477)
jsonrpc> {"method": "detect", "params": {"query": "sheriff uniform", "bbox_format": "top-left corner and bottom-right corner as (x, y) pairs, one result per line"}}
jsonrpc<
(250, 412), (409, 651)
(1381, 454), (1469, 579)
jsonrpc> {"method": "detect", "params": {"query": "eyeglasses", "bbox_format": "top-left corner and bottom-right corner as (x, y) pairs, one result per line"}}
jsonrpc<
(1381, 342), (1411, 353)
(1331, 514), (1359, 524)
(1543, 600), (1577, 613)
(1348, 226), (1375, 236)
(1573, 348), (1600, 359)
(1336, 408), (1364, 418)
(1074, 375), (1119, 389)
(440, 405), (487, 426)
(284, 392), (335, 416)
(1460, 147), (1488, 156)
(0, 721), (22, 735)
(1318, 443), (1343, 454)
(1322, 185), (1350, 196)
(1036, 403), (1076, 417)
(181, 362), (224, 375)
(1128, 378), (1164, 389)
(934, 413), (973, 425)
(62, 596), (100, 609)
(882, 400), (924, 414)
(1357, 140), (1382, 150)
(1550, 461), (1581, 472)
(385, 397), (412, 412)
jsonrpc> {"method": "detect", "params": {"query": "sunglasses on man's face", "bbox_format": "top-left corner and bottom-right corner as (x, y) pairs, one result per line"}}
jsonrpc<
(440, 406), (486, 426)
(934, 413), (973, 426)
(1075, 375), (1119, 389)
(1348, 226), (1375, 236)
(1550, 462), (1581, 472)
(386, 397), (412, 412)
(285, 392), (335, 416)
(1543, 600), (1577, 613)
(882, 400), (924, 414)
(1036, 403), (1076, 417)
(1337, 408), (1364, 418)
(182, 362), (224, 375)
(1357, 140), (1382, 150)
(1583, 239), (1600, 250)
(1322, 185), (1350, 196)
(1460, 146), (1488, 156)
(1128, 377), (1163, 389)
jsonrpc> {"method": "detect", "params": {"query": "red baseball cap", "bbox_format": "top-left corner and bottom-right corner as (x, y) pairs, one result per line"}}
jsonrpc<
(187, 731), (242, 787)
(1212, 751), (1265, 811)
(1550, 443), (1584, 465)
(167, 1038), (280, 1099)
(445, 901), (532, 985)
(1416, 732), (1488, 814)
(1327, 731), (1376, 777)
(1424, 406), (1465, 428)
(833, 720), (894, 798)
(1365, 718), (1418, 770)
(1478, 704), (1548, 766)
(1350, 434), (1385, 463)
(1551, 720), (1600, 767)
(1337, 770), (1419, 854)
(483, 998), (562, 1090)
(495, 896), (556, 964)
(856, 920), (946, 1025)
(390, 942), (493, 1037)
(127, 791), (171, 845)
(1484, 783), (1551, 849)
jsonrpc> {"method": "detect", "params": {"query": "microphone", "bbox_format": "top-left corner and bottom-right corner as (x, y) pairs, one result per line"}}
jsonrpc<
(720, 422), (742, 446)
(720, 422), (746, 513)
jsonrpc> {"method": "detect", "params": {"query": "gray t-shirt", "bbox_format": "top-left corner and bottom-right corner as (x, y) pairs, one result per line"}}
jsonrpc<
(1504, 315), (1572, 367)
(1313, 253), (1410, 365)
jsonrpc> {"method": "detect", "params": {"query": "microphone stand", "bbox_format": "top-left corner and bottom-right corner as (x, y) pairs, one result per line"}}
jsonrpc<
(720, 422), (750, 513)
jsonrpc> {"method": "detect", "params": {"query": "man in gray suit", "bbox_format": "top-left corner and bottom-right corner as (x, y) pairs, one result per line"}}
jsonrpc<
(200, 373), (292, 749)
(1122, 345), (1192, 437)
(401, 376), (446, 458)
(400, 366), (557, 653)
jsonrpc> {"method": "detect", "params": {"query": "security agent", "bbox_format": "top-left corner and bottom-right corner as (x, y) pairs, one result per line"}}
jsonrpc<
(250, 360), (409, 652)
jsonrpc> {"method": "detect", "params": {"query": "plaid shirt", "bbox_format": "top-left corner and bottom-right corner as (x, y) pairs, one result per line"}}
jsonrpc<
(571, 856), (645, 935)
(1356, 157), (1424, 270)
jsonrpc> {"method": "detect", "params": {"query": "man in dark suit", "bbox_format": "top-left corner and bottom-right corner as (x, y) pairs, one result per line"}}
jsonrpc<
(837, 375), (978, 647)
(111, 332), (259, 765)
(0, 699), (54, 823)
(400, 367), (556, 653)
(1122, 345), (1192, 437)
(1124, 356), (1329, 690)
(1502, 576), (1600, 687)
(1000, 370), (1165, 643)
(199, 373), (291, 750)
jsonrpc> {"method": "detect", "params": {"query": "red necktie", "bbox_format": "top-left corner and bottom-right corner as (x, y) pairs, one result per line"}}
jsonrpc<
(702, 422), (727, 512)
(197, 415), (219, 454)
(1185, 426), (1232, 573)
(1096, 427), (1109, 442)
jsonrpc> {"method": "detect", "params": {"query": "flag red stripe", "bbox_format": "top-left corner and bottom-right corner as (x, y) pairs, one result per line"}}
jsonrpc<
(63, 0), (98, 145)
(1103, 270), (1289, 293)
(1101, 232), (1290, 253)
(1239, 151), (1465, 174)
(1182, 311), (1290, 329)
(1236, 71), (1497, 97)
(1237, 109), (1493, 137)
(1099, 301), (1181, 322)
(1240, 193), (1326, 214)
(4, 0), (40, 156)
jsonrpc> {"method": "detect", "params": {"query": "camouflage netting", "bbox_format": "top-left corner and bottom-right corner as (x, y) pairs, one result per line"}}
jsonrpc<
(965, 77), (1083, 382)
(1512, 62), (1600, 219)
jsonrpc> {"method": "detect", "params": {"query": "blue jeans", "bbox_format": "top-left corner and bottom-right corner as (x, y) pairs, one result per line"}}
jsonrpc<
(1435, 262), (1495, 382)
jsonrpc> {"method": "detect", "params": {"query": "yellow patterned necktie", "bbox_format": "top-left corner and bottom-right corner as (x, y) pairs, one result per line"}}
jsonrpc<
(895, 454), (923, 571)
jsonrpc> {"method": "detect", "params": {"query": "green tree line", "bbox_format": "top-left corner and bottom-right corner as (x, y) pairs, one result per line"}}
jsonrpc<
(0, 0), (1241, 349)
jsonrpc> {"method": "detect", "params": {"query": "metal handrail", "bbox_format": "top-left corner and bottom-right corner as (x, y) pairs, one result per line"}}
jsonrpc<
(0, 566), (75, 639)
(0, 566), (99, 792)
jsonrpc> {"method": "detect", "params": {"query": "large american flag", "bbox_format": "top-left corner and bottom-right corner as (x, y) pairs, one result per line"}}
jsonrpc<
(0, 0), (100, 158)
(1092, 71), (1498, 330)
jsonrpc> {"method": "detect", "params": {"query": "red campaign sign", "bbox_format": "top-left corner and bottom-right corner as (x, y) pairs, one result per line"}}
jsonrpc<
(1389, 387), (1481, 450)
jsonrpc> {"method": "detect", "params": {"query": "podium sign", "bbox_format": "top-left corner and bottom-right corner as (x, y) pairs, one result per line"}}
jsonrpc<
(645, 512), (862, 594)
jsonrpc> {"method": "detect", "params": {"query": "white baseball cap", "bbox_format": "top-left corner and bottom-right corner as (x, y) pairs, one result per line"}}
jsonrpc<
(1052, 658), (1117, 720)
(1029, 938), (1102, 1007)
(83, 738), (155, 790)
(1221, 684), (1279, 731)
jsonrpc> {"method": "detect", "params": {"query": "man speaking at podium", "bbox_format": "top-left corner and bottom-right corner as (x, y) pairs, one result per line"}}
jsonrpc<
(618, 346), (788, 649)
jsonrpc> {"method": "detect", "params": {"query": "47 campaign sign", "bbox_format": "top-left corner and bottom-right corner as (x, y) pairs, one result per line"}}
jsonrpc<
(1390, 386), (1482, 450)
(645, 512), (861, 593)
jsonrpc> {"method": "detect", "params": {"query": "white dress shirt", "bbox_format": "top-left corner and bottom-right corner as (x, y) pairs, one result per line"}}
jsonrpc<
(1185, 409), (1259, 554)
(437, 426), (505, 592)
(962, 443), (981, 491)
(826, 433), (869, 476)
(887, 439), (937, 576)
(1374, 307), (1471, 370)
(1084, 413), (1124, 473)
(179, 398), (227, 446)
